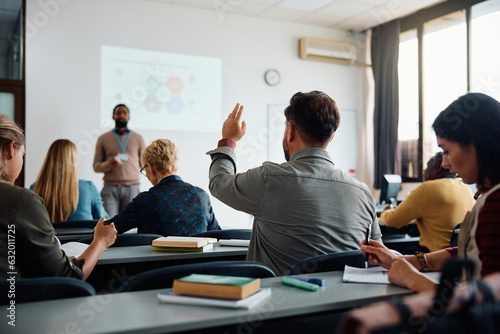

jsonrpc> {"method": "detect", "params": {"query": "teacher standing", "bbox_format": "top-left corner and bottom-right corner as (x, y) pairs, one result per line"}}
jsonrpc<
(93, 104), (146, 217)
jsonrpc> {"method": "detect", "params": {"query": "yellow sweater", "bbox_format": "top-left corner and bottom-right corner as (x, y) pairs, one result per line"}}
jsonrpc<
(379, 179), (475, 252)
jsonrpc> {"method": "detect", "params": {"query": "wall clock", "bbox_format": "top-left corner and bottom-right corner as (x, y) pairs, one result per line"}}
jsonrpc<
(264, 69), (280, 86)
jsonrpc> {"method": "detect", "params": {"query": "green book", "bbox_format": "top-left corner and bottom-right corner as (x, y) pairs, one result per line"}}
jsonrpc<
(173, 274), (261, 300)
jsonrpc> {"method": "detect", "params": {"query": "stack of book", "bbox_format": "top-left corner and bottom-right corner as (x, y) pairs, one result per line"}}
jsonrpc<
(158, 273), (272, 309)
(151, 236), (217, 252)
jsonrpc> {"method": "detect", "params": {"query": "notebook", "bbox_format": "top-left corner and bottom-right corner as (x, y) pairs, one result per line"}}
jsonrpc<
(158, 287), (271, 309)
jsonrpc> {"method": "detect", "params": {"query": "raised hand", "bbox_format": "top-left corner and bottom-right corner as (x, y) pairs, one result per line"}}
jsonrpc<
(222, 103), (247, 143)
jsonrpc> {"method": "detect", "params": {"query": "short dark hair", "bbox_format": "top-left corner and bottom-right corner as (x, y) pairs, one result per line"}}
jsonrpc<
(284, 91), (340, 145)
(432, 92), (500, 193)
(113, 104), (129, 115)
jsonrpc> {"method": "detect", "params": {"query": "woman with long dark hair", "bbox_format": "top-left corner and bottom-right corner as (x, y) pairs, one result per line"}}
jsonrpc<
(362, 92), (500, 291)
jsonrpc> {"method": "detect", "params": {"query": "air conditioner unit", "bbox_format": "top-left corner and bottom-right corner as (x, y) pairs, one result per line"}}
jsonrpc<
(299, 37), (358, 65)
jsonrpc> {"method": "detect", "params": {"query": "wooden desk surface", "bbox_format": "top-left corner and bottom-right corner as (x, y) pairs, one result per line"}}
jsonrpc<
(8, 271), (413, 334)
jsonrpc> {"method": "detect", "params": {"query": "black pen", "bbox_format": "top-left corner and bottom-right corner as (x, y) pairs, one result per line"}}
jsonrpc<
(365, 223), (372, 268)
(103, 216), (118, 225)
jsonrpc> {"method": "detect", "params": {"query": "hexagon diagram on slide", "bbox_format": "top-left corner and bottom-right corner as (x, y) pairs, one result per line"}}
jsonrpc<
(166, 76), (184, 95)
(166, 96), (183, 114)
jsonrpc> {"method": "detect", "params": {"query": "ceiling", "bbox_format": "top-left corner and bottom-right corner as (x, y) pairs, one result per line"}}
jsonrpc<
(0, 0), (446, 58)
(148, 0), (446, 31)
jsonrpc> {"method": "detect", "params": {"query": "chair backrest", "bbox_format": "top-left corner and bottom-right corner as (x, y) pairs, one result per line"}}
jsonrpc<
(450, 223), (462, 247)
(191, 229), (252, 240)
(52, 220), (99, 229)
(0, 276), (96, 304)
(289, 250), (365, 275)
(117, 261), (276, 292)
(77, 233), (164, 247)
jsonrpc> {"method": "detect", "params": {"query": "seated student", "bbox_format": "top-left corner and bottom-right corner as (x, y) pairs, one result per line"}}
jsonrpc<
(362, 92), (500, 292)
(207, 91), (381, 276)
(379, 152), (475, 252)
(0, 114), (116, 280)
(31, 139), (109, 222)
(338, 271), (500, 333)
(113, 139), (220, 235)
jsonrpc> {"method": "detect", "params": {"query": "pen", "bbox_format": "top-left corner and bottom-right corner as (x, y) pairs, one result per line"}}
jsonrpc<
(103, 216), (118, 225)
(365, 223), (372, 268)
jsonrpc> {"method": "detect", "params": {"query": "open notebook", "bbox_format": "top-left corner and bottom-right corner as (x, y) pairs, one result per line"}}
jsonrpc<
(343, 265), (441, 284)
(60, 242), (89, 258)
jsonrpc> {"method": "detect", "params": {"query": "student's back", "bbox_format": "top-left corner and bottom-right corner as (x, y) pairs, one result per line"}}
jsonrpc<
(380, 178), (475, 252)
(30, 179), (108, 222)
(207, 92), (381, 275)
(245, 148), (380, 275)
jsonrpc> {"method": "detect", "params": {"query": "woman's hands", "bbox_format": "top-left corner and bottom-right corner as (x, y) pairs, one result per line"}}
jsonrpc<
(360, 239), (397, 269)
(93, 217), (117, 249)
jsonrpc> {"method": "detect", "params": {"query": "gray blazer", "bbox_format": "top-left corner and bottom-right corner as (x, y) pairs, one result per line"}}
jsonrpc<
(207, 146), (381, 276)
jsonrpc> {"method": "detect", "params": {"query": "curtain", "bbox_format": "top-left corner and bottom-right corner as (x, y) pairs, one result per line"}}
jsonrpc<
(356, 30), (375, 191)
(371, 19), (400, 189)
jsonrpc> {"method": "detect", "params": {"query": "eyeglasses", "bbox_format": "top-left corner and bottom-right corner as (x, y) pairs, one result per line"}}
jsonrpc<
(140, 164), (147, 176)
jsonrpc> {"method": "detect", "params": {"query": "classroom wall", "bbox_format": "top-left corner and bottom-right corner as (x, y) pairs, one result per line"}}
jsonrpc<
(25, 0), (359, 228)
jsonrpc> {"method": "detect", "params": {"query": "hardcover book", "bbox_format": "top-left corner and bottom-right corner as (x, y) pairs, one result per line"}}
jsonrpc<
(152, 236), (217, 248)
(172, 274), (261, 300)
(152, 243), (214, 252)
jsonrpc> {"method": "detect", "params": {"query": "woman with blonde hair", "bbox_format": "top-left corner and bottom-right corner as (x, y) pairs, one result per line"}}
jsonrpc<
(0, 114), (116, 279)
(113, 138), (220, 235)
(31, 139), (108, 222)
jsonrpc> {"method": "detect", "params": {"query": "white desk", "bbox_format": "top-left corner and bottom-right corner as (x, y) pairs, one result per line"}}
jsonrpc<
(382, 234), (420, 244)
(8, 271), (413, 334)
(97, 244), (248, 265)
(88, 244), (248, 292)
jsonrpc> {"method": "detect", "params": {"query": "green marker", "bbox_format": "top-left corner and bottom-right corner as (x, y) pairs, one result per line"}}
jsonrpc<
(281, 277), (319, 291)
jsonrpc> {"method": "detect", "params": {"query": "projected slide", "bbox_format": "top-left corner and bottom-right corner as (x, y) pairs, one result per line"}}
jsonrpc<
(101, 45), (222, 132)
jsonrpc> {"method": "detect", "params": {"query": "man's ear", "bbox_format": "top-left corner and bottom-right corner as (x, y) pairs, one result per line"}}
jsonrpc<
(328, 133), (335, 143)
(287, 122), (297, 142)
(5, 141), (15, 160)
(148, 163), (156, 176)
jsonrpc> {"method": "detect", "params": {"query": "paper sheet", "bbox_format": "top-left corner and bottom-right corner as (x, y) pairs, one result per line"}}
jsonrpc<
(218, 239), (250, 247)
(343, 265), (391, 284)
(60, 242), (89, 258)
(158, 287), (272, 309)
(343, 265), (441, 284)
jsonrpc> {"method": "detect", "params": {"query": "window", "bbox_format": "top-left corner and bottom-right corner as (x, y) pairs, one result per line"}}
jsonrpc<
(398, 29), (419, 179)
(0, 0), (25, 186)
(397, 0), (495, 182)
(422, 11), (467, 169)
(471, 1), (500, 101)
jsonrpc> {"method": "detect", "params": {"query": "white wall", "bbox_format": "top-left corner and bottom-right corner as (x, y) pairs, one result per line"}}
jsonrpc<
(25, 0), (359, 228)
